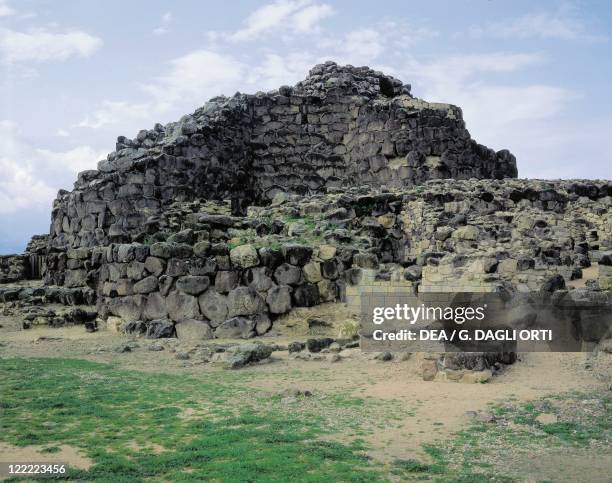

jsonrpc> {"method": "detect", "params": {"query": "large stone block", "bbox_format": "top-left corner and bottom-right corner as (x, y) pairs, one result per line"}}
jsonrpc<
(227, 287), (266, 317)
(144, 256), (166, 277)
(214, 317), (256, 339)
(230, 244), (259, 268)
(274, 263), (302, 285)
(243, 267), (274, 292)
(146, 319), (175, 338)
(266, 285), (292, 314)
(293, 283), (320, 307)
(452, 225), (479, 241)
(176, 319), (214, 341)
(282, 244), (313, 266)
(150, 242), (193, 259)
(133, 275), (158, 294)
(176, 275), (210, 295)
(143, 292), (168, 320)
(107, 295), (145, 321)
(64, 269), (87, 288)
(199, 289), (229, 325)
(215, 270), (239, 293)
(302, 261), (322, 283)
(166, 291), (201, 321)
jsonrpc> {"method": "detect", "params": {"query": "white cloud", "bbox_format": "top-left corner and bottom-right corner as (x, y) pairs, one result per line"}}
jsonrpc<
(291, 3), (334, 32)
(0, 0), (15, 17)
(340, 28), (383, 63)
(76, 101), (154, 129)
(78, 50), (245, 130)
(408, 52), (544, 87)
(398, 52), (583, 178)
(153, 11), (173, 36)
(0, 28), (102, 63)
(403, 52), (571, 128)
(247, 52), (320, 90)
(470, 8), (606, 41)
(227, 0), (333, 42)
(0, 156), (56, 214)
(35, 145), (107, 174)
(506, 117), (612, 179)
(0, 120), (105, 214)
(230, 0), (309, 41)
(142, 50), (245, 113)
(315, 21), (438, 67)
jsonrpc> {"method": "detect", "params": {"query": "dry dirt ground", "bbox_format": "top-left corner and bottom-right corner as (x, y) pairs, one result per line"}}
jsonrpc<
(1, 307), (611, 481)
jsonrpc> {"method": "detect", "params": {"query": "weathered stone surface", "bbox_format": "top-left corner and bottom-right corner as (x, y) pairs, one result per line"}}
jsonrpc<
(227, 287), (266, 317)
(175, 319), (214, 340)
(133, 275), (158, 294)
(258, 248), (283, 269)
(243, 267), (274, 292)
(166, 258), (189, 277)
(452, 225), (479, 241)
(146, 319), (175, 338)
(318, 245), (337, 260)
(266, 285), (292, 314)
(176, 275), (210, 295)
(282, 244), (313, 266)
(215, 271), (239, 293)
(166, 291), (200, 321)
(254, 313), (272, 335)
(144, 257), (165, 277)
(293, 283), (320, 307)
(150, 242), (193, 259)
(64, 269), (87, 288)
(306, 338), (334, 353)
(317, 279), (337, 302)
(288, 341), (305, 353)
(221, 342), (274, 368)
(143, 292), (168, 320)
(193, 241), (211, 257)
(302, 261), (322, 283)
(353, 253), (378, 269)
(230, 244), (259, 268)
(107, 295), (145, 321)
(215, 316), (256, 339)
(422, 359), (438, 381)
(158, 275), (174, 296)
(198, 290), (229, 325)
(274, 263), (302, 285)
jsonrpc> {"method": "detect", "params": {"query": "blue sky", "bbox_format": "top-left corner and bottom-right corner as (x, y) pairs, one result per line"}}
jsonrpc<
(0, 0), (611, 253)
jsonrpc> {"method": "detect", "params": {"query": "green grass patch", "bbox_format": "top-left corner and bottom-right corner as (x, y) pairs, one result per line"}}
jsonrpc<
(0, 358), (380, 482)
(1, 358), (609, 482)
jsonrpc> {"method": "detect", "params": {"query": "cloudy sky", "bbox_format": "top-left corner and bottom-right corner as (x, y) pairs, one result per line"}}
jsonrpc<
(0, 0), (610, 253)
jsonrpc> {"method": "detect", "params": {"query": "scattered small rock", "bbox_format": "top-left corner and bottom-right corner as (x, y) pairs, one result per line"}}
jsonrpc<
(375, 351), (393, 361)
(288, 341), (305, 353)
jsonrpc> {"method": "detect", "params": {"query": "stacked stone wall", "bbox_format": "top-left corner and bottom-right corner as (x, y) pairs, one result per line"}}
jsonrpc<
(0, 255), (28, 283)
(47, 62), (517, 265)
(86, 240), (355, 339)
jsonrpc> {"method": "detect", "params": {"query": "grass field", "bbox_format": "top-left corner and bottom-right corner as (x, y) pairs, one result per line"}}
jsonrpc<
(0, 358), (610, 481)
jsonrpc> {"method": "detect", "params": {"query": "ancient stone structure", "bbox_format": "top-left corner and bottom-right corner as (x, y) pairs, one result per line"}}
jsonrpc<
(1, 62), (610, 351)
(0, 255), (27, 284)
(0, 235), (48, 283)
(47, 61), (516, 256)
